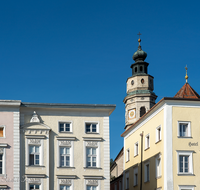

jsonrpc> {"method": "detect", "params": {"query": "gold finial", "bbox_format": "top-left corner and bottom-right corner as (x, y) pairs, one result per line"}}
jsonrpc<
(185, 65), (188, 83)
(137, 32), (142, 46)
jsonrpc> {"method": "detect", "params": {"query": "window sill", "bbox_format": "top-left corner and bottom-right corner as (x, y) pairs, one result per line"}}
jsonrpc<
(57, 167), (75, 169)
(177, 173), (194, 176)
(155, 139), (161, 144)
(156, 175), (162, 179)
(133, 184), (138, 187)
(126, 160), (130, 163)
(0, 174), (6, 177)
(84, 167), (102, 170)
(144, 147), (150, 151)
(26, 165), (45, 167)
(134, 154), (138, 157)
(144, 180), (150, 183)
(59, 131), (73, 134)
(85, 132), (99, 134)
(177, 136), (192, 138)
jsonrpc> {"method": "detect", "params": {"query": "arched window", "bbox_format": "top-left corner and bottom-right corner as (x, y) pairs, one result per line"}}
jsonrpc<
(140, 66), (143, 72)
(135, 67), (137, 73)
(140, 107), (146, 117)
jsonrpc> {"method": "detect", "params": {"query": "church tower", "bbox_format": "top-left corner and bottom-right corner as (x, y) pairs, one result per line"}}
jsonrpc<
(124, 34), (157, 129)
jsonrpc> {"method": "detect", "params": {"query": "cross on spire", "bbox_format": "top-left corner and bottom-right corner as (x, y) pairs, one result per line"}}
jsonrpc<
(137, 32), (142, 39)
(185, 65), (188, 83)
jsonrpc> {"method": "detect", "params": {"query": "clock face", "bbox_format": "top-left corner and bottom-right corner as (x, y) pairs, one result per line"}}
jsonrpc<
(128, 109), (136, 120)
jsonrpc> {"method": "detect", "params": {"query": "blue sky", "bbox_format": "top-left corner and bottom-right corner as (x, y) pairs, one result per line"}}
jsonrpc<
(0, 0), (200, 159)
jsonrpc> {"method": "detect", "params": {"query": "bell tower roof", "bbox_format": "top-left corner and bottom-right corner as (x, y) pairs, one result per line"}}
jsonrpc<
(132, 33), (147, 62)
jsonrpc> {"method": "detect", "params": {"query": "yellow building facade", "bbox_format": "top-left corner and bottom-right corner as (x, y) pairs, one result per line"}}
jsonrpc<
(122, 87), (200, 190)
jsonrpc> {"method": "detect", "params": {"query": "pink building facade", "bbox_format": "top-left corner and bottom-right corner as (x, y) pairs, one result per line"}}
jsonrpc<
(0, 100), (20, 189)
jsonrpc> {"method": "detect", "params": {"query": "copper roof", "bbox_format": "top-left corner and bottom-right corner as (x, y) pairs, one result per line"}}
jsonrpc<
(174, 83), (200, 99)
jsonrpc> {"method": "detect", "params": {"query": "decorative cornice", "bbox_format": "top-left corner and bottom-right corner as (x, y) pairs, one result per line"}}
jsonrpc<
(56, 175), (77, 179)
(83, 176), (104, 180)
(25, 174), (46, 178)
(25, 135), (46, 139)
(83, 137), (103, 141)
(56, 136), (76, 141)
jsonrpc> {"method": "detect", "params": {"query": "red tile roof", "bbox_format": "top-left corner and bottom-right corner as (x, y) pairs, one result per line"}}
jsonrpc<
(174, 83), (200, 99)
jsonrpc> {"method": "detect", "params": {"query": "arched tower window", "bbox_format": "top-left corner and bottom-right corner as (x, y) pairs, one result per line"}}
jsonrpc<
(135, 67), (137, 73)
(140, 107), (146, 117)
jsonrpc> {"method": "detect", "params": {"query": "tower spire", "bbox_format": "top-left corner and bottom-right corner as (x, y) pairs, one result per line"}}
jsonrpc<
(185, 65), (188, 83)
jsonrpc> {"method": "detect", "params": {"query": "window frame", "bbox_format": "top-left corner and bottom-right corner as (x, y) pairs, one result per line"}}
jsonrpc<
(57, 140), (74, 168)
(0, 146), (6, 176)
(156, 125), (161, 143)
(29, 184), (40, 190)
(85, 122), (99, 134)
(60, 147), (71, 167)
(133, 167), (138, 186)
(134, 142), (138, 157)
(58, 121), (72, 133)
(29, 145), (40, 166)
(178, 185), (195, 190)
(177, 151), (193, 175)
(144, 162), (150, 182)
(177, 121), (191, 138)
(155, 154), (161, 178)
(0, 125), (5, 138)
(145, 134), (150, 150)
(86, 147), (97, 167)
(125, 172), (129, 189)
(83, 140), (100, 168)
(126, 148), (130, 162)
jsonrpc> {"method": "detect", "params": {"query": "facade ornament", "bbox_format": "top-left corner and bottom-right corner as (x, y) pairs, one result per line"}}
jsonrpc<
(30, 111), (40, 123)
(185, 65), (188, 83)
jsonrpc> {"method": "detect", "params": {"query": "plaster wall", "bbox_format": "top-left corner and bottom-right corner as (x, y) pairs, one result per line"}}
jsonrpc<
(124, 109), (164, 190)
(172, 106), (200, 188)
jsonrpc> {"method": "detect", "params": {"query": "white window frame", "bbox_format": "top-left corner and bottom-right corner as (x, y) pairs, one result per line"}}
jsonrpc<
(177, 151), (193, 175)
(178, 121), (191, 137)
(83, 140), (100, 168)
(26, 138), (44, 166)
(179, 185), (195, 190)
(0, 125), (5, 138)
(0, 146), (6, 176)
(134, 142), (138, 157)
(26, 177), (43, 190)
(84, 177), (101, 190)
(126, 148), (130, 162)
(133, 167), (138, 186)
(144, 162), (150, 182)
(58, 121), (72, 133)
(29, 145), (40, 166)
(145, 134), (150, 150)
(86, 147), (97, 167)
(125, 172), (129, 189)
(85, 121), (99, 134)
(29, 184), (41, 189)
(57, 140), (74, 168)
(156, 125), (161, 143)
(57, 177), (74, 190)
(60, 147), (71, 167)
(155, 154), (161, 178)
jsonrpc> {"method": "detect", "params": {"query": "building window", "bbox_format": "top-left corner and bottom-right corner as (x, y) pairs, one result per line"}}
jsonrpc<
(126, 148), (130, 162)
(133, 167), (138, 186)
(177, 151), (193, 175)
(156, 154), (161, 178)
(114, 183), (117, 190)
(144, 162), (150, 182)
(140, 107), (146, 117)
(59, 122), (72, 133)
(0, 154), (3, 174)
(30, 184), (40, 189)
(156, 126), (161, 143)
(29, 146), (40, 165)
(145, 134), (150, 150)
(179, 185), (195, 190)
(126, 172), (129, 189)
(134, 142), (138, 156)
(60, 185), (70, 190)
(85, 122), (99, 133)
(86, 147), (97, 167)
(119, 181), (122, 190)
(87, 186), (97, 190)
(178, 121), (191, 137)
(0, 127), (4, 138)
(60, 147), (70, 167)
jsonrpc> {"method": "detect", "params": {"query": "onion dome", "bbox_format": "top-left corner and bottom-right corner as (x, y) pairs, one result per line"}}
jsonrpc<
(132, 38), (147, 62)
